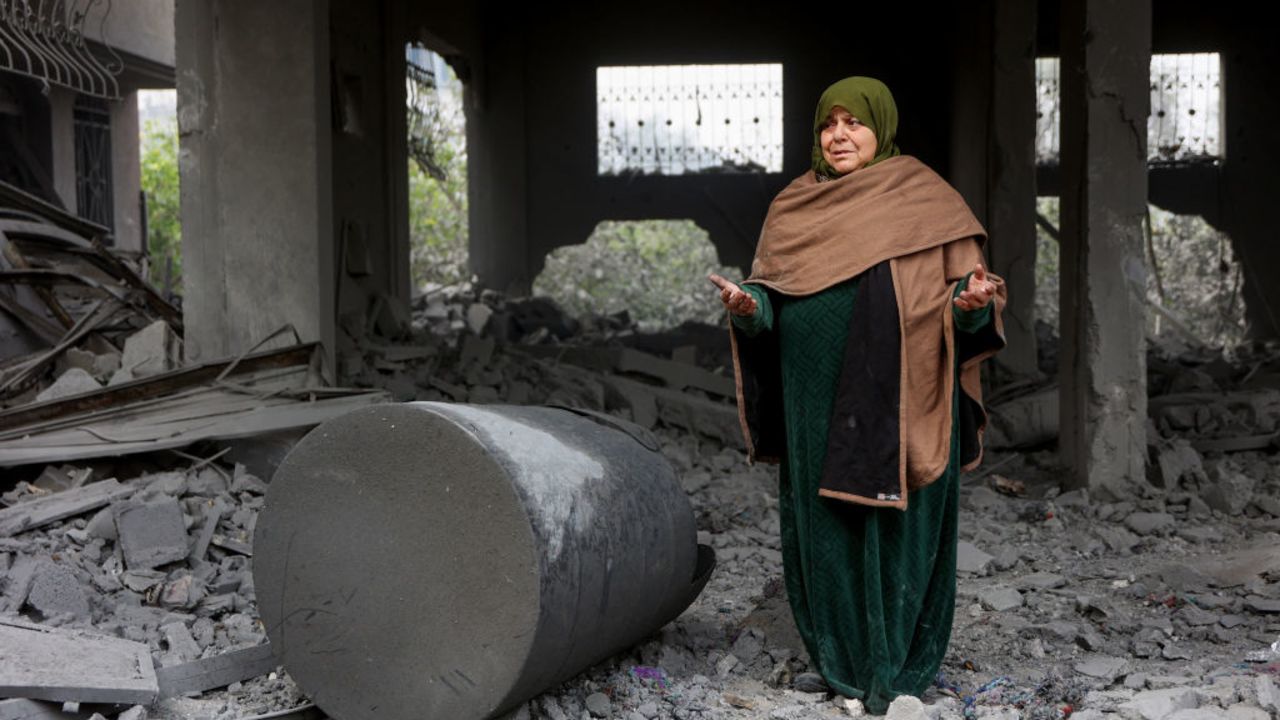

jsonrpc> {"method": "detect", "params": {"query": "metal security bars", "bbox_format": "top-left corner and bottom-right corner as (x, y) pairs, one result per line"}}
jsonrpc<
(73, 94), (112, 229)
(1035, 53), (1223, 165)
(597, 64), (783, 176)
(0, 0), (123, 100)
(1149, 53), (1222, 163)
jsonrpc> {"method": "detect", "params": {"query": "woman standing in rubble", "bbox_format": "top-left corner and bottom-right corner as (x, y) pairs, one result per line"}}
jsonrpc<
(708, 76), (1006, 714)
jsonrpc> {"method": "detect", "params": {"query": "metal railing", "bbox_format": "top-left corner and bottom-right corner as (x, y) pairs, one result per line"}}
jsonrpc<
(597, 64), (783, 176)
(1036, 53), (1223, 165)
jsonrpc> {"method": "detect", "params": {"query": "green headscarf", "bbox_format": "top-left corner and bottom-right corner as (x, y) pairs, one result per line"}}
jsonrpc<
(810, 76), (902, 178)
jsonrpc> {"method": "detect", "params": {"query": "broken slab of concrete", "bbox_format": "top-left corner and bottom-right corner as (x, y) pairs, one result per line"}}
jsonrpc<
(34, 368), (101, 403)
(0, 618), (158, 705)
(113, 498), (190, 570)
(155, 643), (277, 697)
(120, 320), (179, 379)
(0, 480), (134, 538)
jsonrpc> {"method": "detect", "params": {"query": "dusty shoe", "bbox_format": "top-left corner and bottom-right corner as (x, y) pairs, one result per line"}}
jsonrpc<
(792, 672), (830, 693)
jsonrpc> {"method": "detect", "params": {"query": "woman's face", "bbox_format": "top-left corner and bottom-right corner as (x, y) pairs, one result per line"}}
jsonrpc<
(819, 106), (878, 175)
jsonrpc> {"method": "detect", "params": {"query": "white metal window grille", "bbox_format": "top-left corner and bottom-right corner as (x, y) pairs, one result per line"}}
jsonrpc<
(1035, 53), (1223, 165)
(597, 64), (783, 176)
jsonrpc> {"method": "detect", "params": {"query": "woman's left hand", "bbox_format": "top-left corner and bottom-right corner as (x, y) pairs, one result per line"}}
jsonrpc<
(954, 263), (997, 311)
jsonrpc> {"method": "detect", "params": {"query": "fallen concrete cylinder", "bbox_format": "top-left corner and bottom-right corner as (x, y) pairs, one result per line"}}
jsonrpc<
(254, 402), (714, 720)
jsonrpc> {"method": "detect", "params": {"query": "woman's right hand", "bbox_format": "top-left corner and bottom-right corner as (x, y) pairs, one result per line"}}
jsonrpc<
(708, 273), (758, 317)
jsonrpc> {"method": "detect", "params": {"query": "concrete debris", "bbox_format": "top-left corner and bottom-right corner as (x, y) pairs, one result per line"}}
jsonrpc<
(2, 282), (1280, 720)
(119, 320), (179, 379)
(25, 560), (90, 621)
(113, 498), (190, 570)
(0, 479), (134, 538)
(33, 368), (100, 403)
(154, 643), (277, 698)
(0, 618), (158, 705)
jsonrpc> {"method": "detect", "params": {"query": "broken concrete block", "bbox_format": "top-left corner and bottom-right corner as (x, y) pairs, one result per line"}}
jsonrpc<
(113, 499), (190, 570)
(1117, 687), (1199, 720)
(160, 575), (202, 610)
(92, 352), (121, 380)
(84, 508), (117, 541)
(0, 556), (37, 613)
(117, 707), (147, 720)
(978, 585), (1023, 612)
(1124, 512), (1174, 536)
(1073, 655), (1131, 683)
(466, 303), (494, 335)
(186, 468), (228, 497)
(59, 348), (97, 377)
(956, 541), (994, 575)
(25, 561), (90, 621)
(1149, 439), (1205, 488)
(34, 368), (101, 403)
(120, 320), (178, 378)
(1203, 464), (1256, 515)
(160, 623), (201, 667)
(0, 480), (133, 538)
(107, 367), (134, 386)
(31, 466), (88, 494)
(0, 618), (158, 704)
(154, 643), (276, 698)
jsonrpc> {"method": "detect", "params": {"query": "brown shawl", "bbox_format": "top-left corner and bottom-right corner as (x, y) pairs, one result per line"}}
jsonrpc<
(730, 155), (1007, 509)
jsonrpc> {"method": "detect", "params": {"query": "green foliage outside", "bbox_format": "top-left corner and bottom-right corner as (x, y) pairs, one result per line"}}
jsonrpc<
(1034, 197), (1247, 350)
(408, 152), (469, 289)
(140, 117), (181, 294)
(533, 220), (742, 330)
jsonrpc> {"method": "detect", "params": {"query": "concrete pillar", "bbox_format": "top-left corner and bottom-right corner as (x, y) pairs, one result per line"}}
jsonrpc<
(110, 91), (142, 252)
(1222, 43), (1280, 339)
(176, 0), (335, 371)
(1058, 0), (1150, 496)
(987, 0), (1039, 377)
(466, 21), (530, 296)
(948, 0), (1040, 381)
(946, 0), (991, 226)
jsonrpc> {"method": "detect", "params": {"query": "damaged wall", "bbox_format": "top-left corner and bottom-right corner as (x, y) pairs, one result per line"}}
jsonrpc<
(462, 2), (966, 294)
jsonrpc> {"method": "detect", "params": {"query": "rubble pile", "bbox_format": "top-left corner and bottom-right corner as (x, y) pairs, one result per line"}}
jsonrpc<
(4, 277), (1280, 719)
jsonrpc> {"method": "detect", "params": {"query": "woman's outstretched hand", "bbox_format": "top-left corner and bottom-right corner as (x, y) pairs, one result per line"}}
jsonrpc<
(709, 273), (758, 317)
(954, 263), (997, 311)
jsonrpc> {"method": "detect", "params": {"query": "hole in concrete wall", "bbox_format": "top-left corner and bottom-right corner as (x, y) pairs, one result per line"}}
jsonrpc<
(1036, 53), (1224, 165)
(138, 89), (180, 300)
(1035, 197), (1246, 351)
(596, 64), (783, 175)
(532, 220), (740, 332)
(407, 44), (469, 291)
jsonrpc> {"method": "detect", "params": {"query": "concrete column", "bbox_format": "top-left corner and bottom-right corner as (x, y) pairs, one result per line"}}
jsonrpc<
(1221, 42), (1280, 340)
(947, 0), (992, 227)
(176, 0), (334, 372)
(1058, 0), (1150, 496)
(466, 20), (530, 296)
(110, 91), (142, 252)
(987, 0), (1039, 377)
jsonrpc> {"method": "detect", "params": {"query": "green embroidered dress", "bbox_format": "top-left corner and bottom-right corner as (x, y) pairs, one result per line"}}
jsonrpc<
(732, 277), (990, 714)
